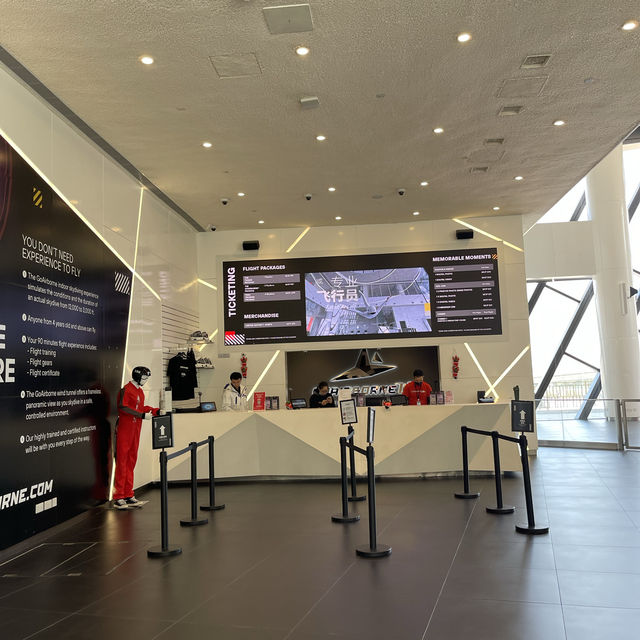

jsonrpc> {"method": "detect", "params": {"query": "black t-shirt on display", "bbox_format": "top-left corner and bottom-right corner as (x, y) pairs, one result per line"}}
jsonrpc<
(167, 351), (198, 401)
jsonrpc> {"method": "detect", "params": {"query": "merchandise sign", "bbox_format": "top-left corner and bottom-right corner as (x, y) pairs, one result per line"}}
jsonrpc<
(340, 398), (358, 425)
(152, 414), (174, 450)
(511, 400), (535, 433)
(0, 134), (131, 550)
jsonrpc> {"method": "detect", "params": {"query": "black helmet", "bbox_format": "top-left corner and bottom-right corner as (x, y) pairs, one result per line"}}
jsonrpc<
(132, 366), (151, 384)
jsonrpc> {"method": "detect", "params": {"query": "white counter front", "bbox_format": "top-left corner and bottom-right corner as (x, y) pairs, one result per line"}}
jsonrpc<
(152, 403), (535, 484)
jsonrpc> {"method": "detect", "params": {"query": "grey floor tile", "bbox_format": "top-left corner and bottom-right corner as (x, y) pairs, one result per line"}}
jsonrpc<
(563, 605), (640, 640)
(558, 569), (640, 608)
(554, 544), (640, 574)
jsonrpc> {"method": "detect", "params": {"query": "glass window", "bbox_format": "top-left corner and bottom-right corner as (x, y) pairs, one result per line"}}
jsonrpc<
(536, 179), (586, 224)
(623, 145), (640, 208)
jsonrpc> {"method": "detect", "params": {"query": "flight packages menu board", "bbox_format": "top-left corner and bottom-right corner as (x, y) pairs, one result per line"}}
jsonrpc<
(0, 134), (131, 550)
(222, 248), (501, 346)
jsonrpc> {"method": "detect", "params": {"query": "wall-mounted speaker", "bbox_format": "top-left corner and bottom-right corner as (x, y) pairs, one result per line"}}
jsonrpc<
(242, 240), (260, 251)
(456, 229), (474, 240)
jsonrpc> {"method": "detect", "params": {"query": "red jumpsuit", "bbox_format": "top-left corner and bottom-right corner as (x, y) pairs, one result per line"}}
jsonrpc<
(113, 381), (158, 500)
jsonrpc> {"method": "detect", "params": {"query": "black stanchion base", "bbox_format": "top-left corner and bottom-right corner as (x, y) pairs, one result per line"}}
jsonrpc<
(486, 505), (515, 515)
(515, 522), (549, 535)
(356, 544), (392, 558)
(179, 517), (209, 527)
(454, 492), (480, 499)
(200, 504), (226, 511)
(348, 495), (366, 502)
(147, 545), (182, 558)
(331, 513), (360, 523)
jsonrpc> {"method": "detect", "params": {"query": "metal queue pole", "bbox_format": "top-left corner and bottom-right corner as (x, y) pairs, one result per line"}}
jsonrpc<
(515, 434), (549, 535)
(148, 449), (182, 557)
(200, 435), (225, 512)
(347, 424), (366, 502)
(454, 426), (480, 499)
(355, 443), (391, 558)
(331, 433), (360, 523)
(486, 431), (515, 514)
(180, 442), (209, 527)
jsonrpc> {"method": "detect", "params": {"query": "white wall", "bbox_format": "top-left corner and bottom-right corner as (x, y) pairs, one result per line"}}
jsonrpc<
(524, 221), (596, 279)
(0, 62), (200, 487)
(196, 215), (534, 414)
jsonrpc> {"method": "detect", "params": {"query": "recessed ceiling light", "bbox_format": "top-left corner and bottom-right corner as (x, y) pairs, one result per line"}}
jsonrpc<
(139, 55), (154, 65)
(335, 216), (342, 221)
(493, 206), (500, 211)
(457, 32), (472, 43)
(622, 20), (639, 31)
(328, 187), (336, 192)
(514, 176), (524, 181)
(316, 134), (326, 141)
(296, 45), (310, 56)
(412, 211), (420, 216)
(237, 192), (245, 197)
(111, 226), (122, 232)
(258, 220), (265, 224)
(420, 181), (429, 186)
(202, 142), (212, 148)
(433, 127), (444, 134)
(553, 120), (566, 126)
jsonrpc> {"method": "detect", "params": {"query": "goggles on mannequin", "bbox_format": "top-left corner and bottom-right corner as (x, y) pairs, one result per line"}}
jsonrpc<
(132, 366), (152, 385)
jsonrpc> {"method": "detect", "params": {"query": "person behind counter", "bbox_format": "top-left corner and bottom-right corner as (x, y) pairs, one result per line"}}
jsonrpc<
(222, 371), (248, 411)
(309, 381), (335, 408)
(402, 369), (433, 406)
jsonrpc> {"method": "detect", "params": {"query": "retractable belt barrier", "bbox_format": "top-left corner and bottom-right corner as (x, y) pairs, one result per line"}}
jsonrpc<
(454, 426), (549, 535)
(148, 435), (225, 558)
(331, 429), (391, 558)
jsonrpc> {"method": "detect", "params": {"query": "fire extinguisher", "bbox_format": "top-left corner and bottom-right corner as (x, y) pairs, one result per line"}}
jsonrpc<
(240, 353), (247, 378)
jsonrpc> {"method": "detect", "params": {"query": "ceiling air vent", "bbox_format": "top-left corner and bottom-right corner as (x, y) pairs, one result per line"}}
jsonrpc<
(469, 166), (489, 174)
(263, 4), (313, 34)
(498, 105), (524, 116)
(521, 54), (551, 69)
(484, 138), (505, 145)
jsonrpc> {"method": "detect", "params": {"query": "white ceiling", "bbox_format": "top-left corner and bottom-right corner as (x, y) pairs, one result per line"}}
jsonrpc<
(1, 1), (640, 231)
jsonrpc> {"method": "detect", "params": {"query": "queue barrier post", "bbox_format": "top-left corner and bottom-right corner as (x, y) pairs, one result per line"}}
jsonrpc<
(486, 431), (515, 514)
(332, 435), (360, 523)
(147, 450), (182, 558)
(355, 444), (391, 558)
(348, 425), (366, 502)
(454, 426), (480, 499)
(180, 442), (209, 527)
(515, 434), (549, 535)
(200, 435), (225, 512)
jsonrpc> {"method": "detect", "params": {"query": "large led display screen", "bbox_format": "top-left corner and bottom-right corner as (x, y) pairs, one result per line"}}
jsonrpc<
(0, 134), (131, 550)
(223, 248), (501, 346)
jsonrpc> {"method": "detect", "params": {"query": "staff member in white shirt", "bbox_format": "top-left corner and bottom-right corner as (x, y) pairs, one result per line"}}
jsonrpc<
(222, 371), (248, 411)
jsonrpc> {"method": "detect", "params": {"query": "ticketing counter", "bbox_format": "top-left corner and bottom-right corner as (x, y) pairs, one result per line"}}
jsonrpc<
(160, 403), (531, 483)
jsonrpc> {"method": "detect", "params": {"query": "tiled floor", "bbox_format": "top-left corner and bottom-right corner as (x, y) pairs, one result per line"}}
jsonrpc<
(2, 447), (640, 639)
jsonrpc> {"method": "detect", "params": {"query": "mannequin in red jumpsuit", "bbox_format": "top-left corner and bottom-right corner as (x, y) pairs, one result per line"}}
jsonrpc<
(113, 366), (159, 509)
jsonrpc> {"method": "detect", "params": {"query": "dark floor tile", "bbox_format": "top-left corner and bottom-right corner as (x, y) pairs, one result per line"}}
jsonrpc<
(0, 576), (37, 599)
(546, 507), (634, 527)
(453, 539), (556, 570)
(423, 597), (565, 640)
(558, 569), (640, 608)
(156, 621), (287, 639)
(442, 564), (560, 604)
(25, 612), (172, 639)
(0, 606), (70, 639)
(563, 605), (640, 640)
(291, 579), (436, 640)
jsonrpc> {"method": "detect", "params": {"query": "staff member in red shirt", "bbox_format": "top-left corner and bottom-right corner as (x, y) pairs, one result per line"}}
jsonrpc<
(402, 369), (433, 406)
